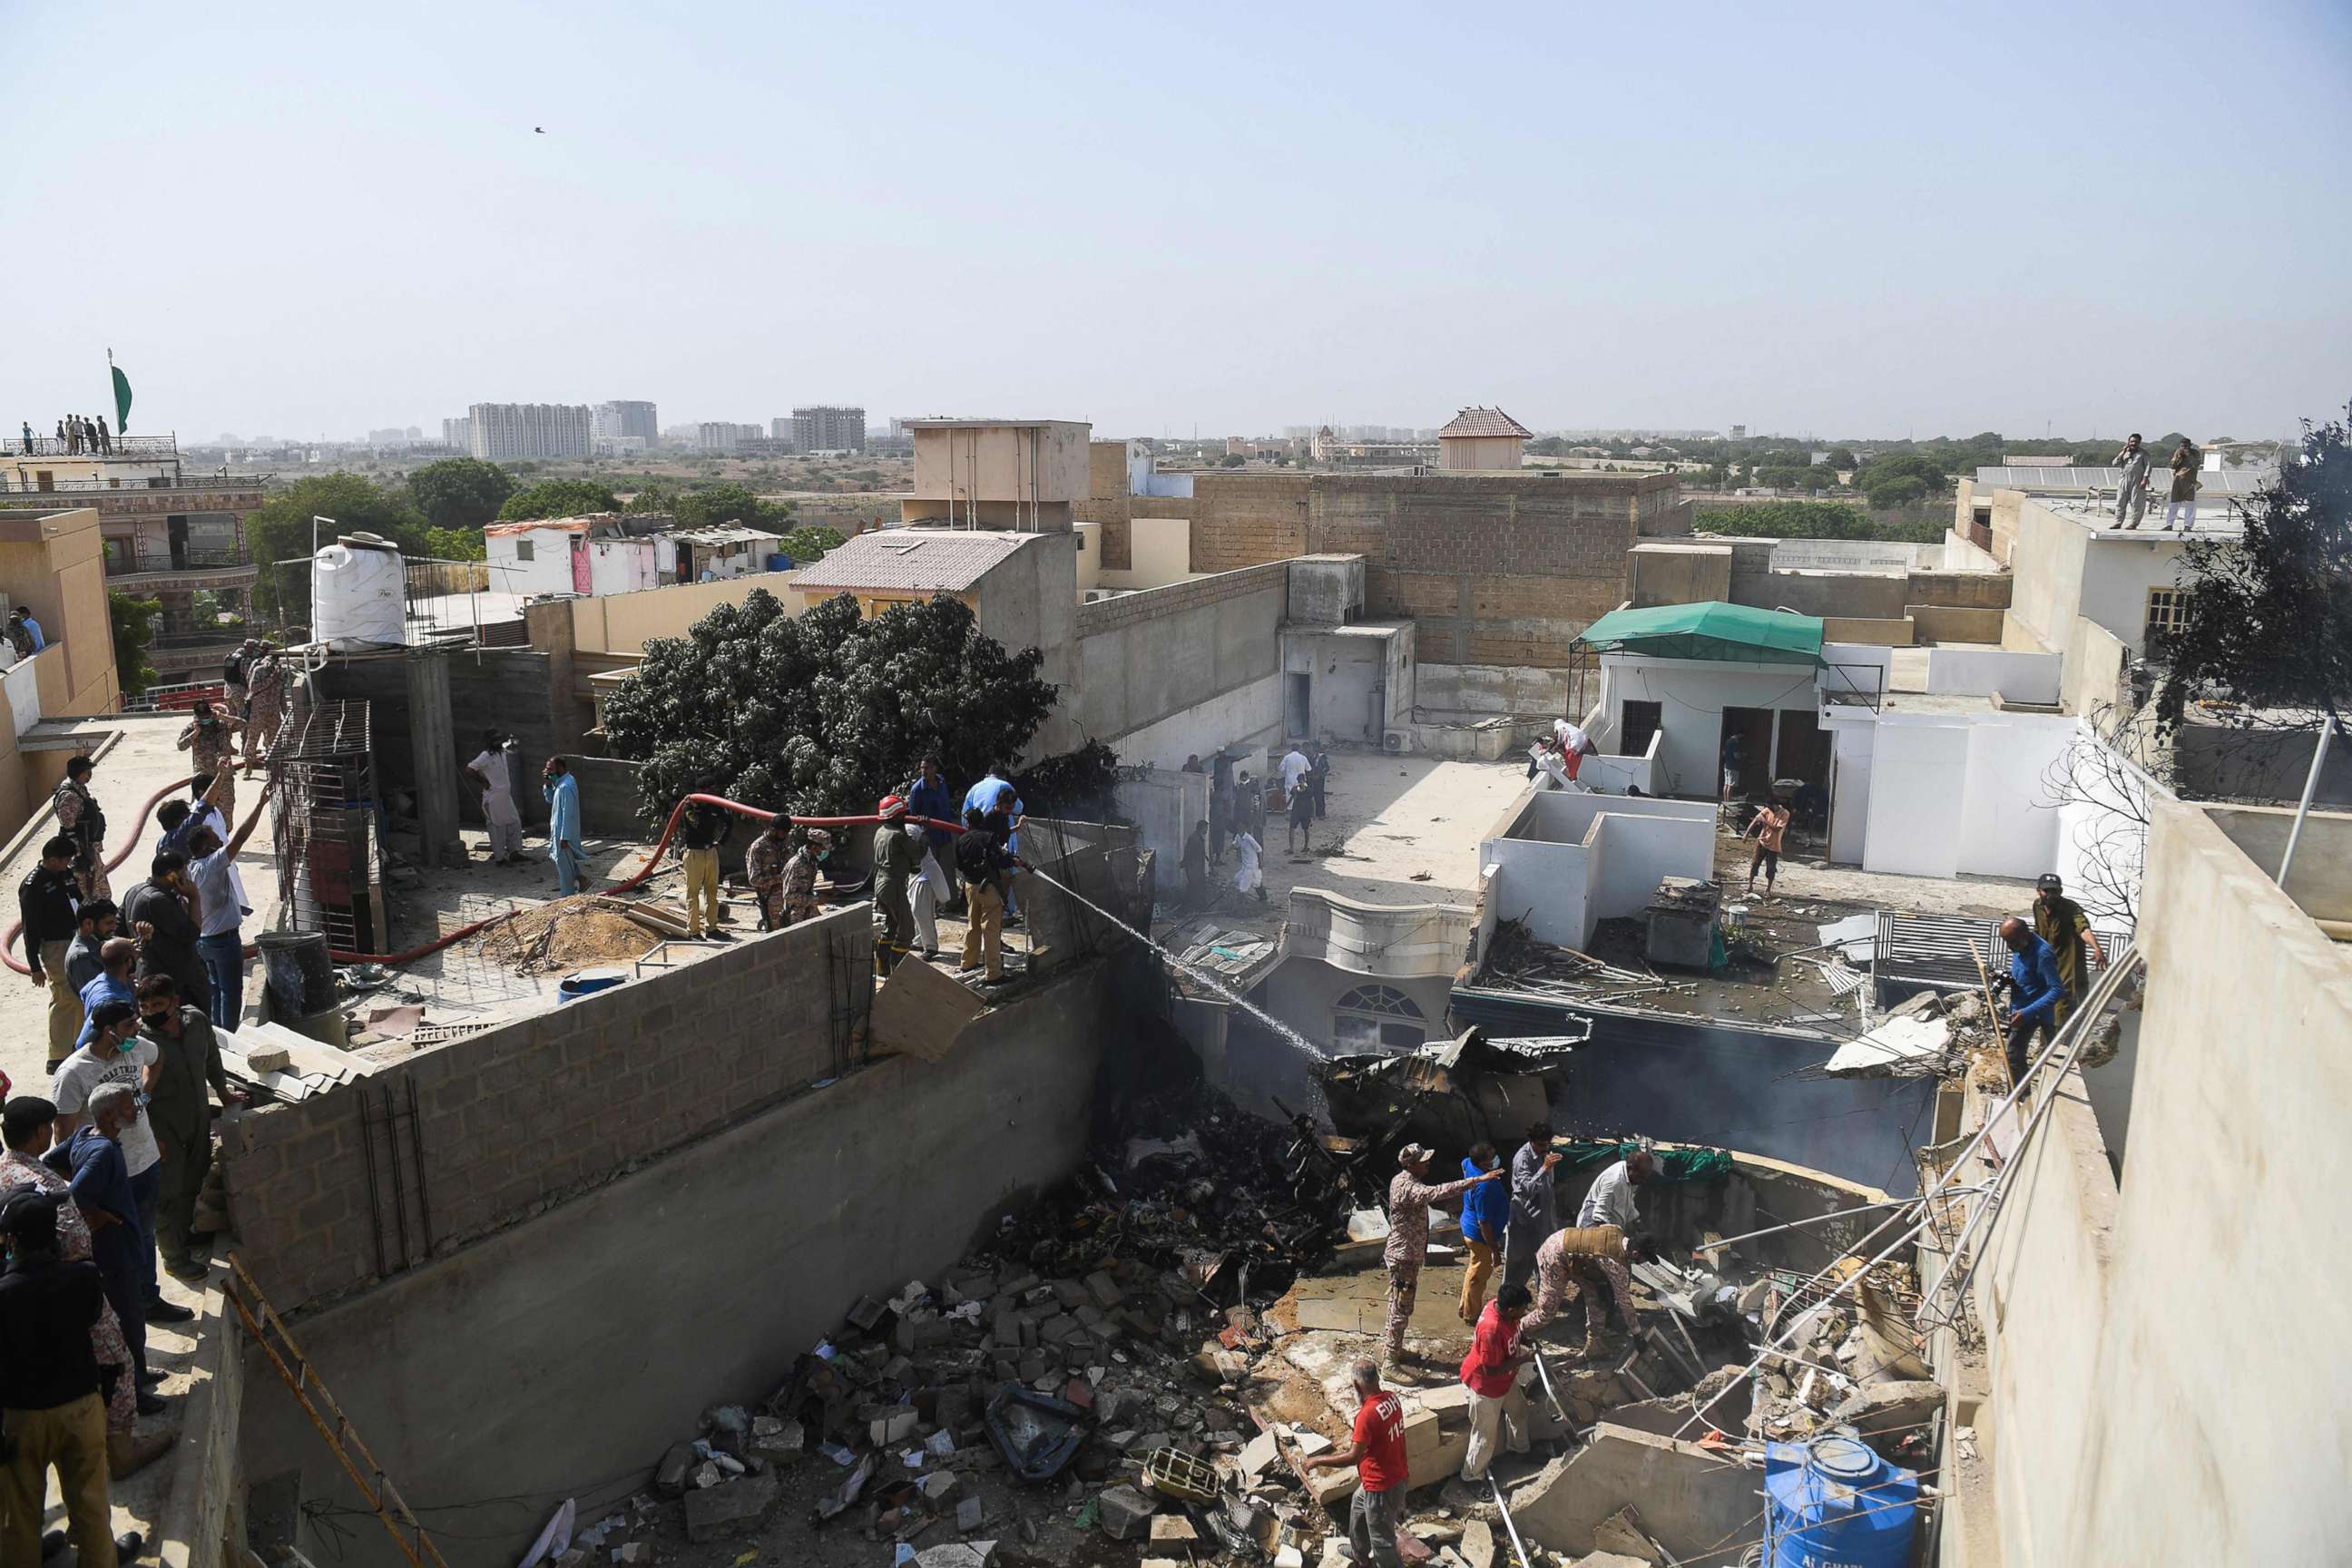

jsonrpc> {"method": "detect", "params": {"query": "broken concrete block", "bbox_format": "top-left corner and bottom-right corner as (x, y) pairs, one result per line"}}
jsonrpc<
(872, 1408), (919, 1446)
(1151, 1514), (1200, 1543)
(1051, 1278), (1087, 1308)
(246, 1044), (293, 1073)
(1459, 1519), (1494, 1568)
(681, 1467), (779, 1542)
(1567, 1556), (1652, 1568)
(1096, 1483), (1157, 1540)
(1040, 1314), (1078, 1345)
(749, 1419), (804, 1464)
(917, 1471), (960, 1503)
(1083, 1270), (1123, 1308)
(1827, 1379), (1943, 1453)
(690, 1460), (722, 1489)
(612, 1545), (650, 1566)
(653, 1441), (695, 1496)
(956, 1495), (984, 1533)
(1591, 1505), (1664, 1564)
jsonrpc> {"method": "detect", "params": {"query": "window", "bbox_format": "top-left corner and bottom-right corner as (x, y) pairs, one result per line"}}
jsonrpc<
(514, 538), (535, 562)
(2145, 587), (2191, 643)
(1620, 699), (1662, 757)
(1332, 984), (1427, 1053)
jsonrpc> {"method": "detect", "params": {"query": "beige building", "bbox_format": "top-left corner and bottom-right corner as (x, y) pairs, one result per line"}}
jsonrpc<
(1436, 405), (1531, 470)
(902, 418), (1092, 532)
(0, 505), (125, 841)
(3, 434), (266, 677)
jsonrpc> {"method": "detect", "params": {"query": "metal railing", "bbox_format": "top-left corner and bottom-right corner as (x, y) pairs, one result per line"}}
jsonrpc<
(148, 628), (250, 650)
(1820, 659), (1887, 710)
(121, 678), (229, 713)
(4, 434), (179, 459)
(107, 545), (253, 577)
(1, 471), (263, 495)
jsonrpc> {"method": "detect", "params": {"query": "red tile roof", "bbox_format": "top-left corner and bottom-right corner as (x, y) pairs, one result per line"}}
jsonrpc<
(1437, 407), (1532, 440)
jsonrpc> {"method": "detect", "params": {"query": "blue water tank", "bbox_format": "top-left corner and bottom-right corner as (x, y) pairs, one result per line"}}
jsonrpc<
(1763, 1436), (1918, 1568)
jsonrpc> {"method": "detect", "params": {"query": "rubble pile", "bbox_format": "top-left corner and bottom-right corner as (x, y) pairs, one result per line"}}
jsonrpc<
(1718, 1258), (1936, 1468)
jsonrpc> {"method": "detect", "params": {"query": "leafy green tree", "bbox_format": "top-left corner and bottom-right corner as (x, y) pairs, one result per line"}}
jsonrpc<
(602, 590), (1060, 830)
(623, 481), (682, 515)
(245, 473), (431, 627)
(2157, 405), (2352, 735)
(671, 483), (790, 531)
(1865, 475), (1928, 509)
(777, 525), (846, 562)
(404, 457), (515, 532)
(1218, 453), (1246, 468)
(496, 478), (621, 522)
(424, 526), (487, 562)
(108, 590), (161, 698)
(1827, 447), (1857, 471)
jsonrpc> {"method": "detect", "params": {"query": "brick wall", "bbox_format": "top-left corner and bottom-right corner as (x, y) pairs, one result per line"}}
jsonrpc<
(1186, 472), (1671, 670)
(1906, 569), (2014, 610)
(318, 649), (561, 826)
(219, 906), (874, 1312)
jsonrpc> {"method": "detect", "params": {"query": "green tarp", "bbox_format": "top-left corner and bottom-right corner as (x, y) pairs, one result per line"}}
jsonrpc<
(1575, 601), (1824, 667)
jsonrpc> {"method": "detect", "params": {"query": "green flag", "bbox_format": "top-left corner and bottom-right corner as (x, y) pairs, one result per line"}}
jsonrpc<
(111, 363), (132, 434)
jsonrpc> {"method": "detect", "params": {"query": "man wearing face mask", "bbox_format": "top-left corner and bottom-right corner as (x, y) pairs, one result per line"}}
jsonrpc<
(174, 701), (245, 823)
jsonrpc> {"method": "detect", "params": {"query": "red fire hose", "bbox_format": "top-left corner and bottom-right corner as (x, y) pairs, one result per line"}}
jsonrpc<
(5, 782), (966, 973)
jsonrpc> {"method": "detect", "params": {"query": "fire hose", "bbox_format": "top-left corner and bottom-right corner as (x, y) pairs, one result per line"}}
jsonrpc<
(4, 780), (968, 974)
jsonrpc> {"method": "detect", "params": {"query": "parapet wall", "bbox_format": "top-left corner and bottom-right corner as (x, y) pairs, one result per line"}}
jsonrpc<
(219, 906), (874, 1313)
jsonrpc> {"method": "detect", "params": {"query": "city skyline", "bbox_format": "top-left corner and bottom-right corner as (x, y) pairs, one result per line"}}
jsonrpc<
(10, 0), (2349, 442)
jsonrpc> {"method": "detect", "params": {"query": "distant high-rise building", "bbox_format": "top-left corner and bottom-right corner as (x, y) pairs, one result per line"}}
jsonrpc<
(366, 427), (410, 448)
(694, 421), (763, 454)
(594, 400), (660, 445)
(769, 416), (799, 450)
(1730, 424), (1748, 440)
(443, 416), (473, 451)
(792, 406), (867, 454)
(469, 403), (592, 461)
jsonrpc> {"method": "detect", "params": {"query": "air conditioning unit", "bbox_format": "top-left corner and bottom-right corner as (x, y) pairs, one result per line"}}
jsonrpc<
(1383, 729), (1415, 754)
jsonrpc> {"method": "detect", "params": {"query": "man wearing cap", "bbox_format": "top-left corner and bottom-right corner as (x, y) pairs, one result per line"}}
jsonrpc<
(781, 828), (829, 926)
(2030, 873), (2104, 1014)
(1524, 1222), (1647, 1359)
(221, 640), (256, 722)
(19, 835), (84, 1068)
(1384, 1144), (1501, 1369)
(1504, 1122), (1563, 1291)
(744, 817), (790, 930)
(871, 796), (922, 975)
(241, 643), (286, 777)
(953, 808), (1026, 984)
(174, 701), (244, 824)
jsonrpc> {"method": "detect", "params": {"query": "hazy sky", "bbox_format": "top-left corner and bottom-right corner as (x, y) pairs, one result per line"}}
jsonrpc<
(13, 0), (2350, 444)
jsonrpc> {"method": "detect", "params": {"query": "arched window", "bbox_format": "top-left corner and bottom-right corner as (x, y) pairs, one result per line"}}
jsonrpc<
(1332, 984), (1427, 1053)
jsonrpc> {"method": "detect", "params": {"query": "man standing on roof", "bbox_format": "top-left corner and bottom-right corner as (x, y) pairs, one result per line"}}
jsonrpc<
(1554, 716), (1597, 784)
(871, 796), (921, 975)
(2112, 433), (2151, 529)
(1504, 1122), (1563, 1292)
(744, 817), (790, 931)
(241, 644), (285, 777)
(1997, 915), (2066, 1088)
(674, 799), (734, 940)
(781, 828), (828, 926)
(54, 756), (109, 902)
(906, 755), (957, 915)
(953, 809), (1025, 985)
(2162, 436), (2202, 532)
(542, 758), (586, 897)
(466, 730), (527, 867)
(2031, 873), (2105, 1014)
(1383, 1144), (1501, 1370)
(20, 836), (84, 1068)
(221, 640), (255, 724)
(1743, 798), (1790, 897)
(174, 702), (243, 824)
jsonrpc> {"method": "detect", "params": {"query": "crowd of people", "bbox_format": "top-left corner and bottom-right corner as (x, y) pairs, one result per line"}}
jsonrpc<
(1174, 743), (1329, 913)
(19, 415), (115, 456)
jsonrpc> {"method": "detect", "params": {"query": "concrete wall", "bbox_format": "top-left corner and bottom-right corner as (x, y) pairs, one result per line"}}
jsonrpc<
(1906, 603), (2007, 642)
(1414, 661), (1574, 717)
(2207, 804), (2352, 921)
(1596, 654), (1824, 797)
(1112, 766), (1211, 890)
(1849, 712), (2078, 880)
(1955, 801), (2352, 1565)
(2004, 497), (2090, 653)
(1264, 956), (1453, 1056)
(0, 505), (119, 732)
(569, 574), (807, 656)
(1628, 541), (1731, 607)
(1056, 561), (1289, 764)
(486, 525), (583, 596)
(315, 649), (562, 825)
(1284, 622), (1411, 745)
(1284, 554), (1365, 627)
(2057, 614), (2130, 719)
(1925, 647), (2062, 703)
(218, 906), (875, 1312)
(906, 420), (1091, 524)
(1480, 790), (1716, 948)
(244, 959), (1116, 1568)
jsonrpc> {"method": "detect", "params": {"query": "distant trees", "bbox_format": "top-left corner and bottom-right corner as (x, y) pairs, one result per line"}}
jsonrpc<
(496, 478), (621, 522)
(1693, 501), (1944, 544)
(624, 480), (793, 531)
(1827, 447), (1857, 471)
(776, 525), (845, 562)
(109, 590), (161, 698)
(404, 457), (515, 533)
(246, 473), (435, 626)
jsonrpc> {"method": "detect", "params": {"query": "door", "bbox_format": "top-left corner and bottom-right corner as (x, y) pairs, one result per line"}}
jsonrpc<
(1286, 672), (1310, 739)
(1720, 707), (1775, 802)
(1620, 699), (1662, 758)
(570, 535), (593, 593)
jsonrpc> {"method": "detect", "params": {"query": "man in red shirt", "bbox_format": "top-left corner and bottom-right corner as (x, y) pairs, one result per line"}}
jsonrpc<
(1301, 1357), (1407, 1566)
(1458, 1282), (1534, 1483)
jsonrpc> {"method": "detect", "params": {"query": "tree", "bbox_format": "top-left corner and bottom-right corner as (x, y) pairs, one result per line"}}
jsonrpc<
(404, 457), (515, 532)
(109, 590), (161, 699)
(600, 590), (1060, 829)
(496, 478), (621, 522)
(245, 473), (430, 627)
(1827, 447), (1857, 471)
(1218, 453), (1246, 468)
(1865, 475), (1927, 510)
(776, 525), (846, 562)
(2155, 404), (2352, 740)
(423, 526), (487, 562)
(671, 483), (790, 532)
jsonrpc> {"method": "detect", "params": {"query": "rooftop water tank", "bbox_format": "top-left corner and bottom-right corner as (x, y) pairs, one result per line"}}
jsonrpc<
(1763, 1436), (1918, 1568)
(312, 533), (405, 650)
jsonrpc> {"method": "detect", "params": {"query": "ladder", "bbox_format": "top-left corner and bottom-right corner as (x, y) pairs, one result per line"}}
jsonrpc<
(224, 1253), (451, 1568)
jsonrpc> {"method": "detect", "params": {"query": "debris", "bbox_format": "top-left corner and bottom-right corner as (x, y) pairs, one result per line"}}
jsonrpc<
(682, 1468), (779, 1543)
(475, 895), (659, 974)
(813, 1452), (876, 1523)
(1590, 1504), (1665, 1563)
(1095, 1483), (1157, 1541)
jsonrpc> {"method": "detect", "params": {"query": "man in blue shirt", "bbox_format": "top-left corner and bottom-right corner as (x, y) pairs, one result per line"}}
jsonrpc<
(962, 766), (1024, 917)
(13, 606), (45, 652)
(1457, 1142), (1509, 1325)
(74, 938), (137, 1051)
(543, 758), (586, 897)
(1999, 916), (2066, 1089)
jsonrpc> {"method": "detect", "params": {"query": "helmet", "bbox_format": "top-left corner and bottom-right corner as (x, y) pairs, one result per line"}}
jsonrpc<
(805, 828), (832, 848)
(2036, 873), (2063, 892)
(878, 795), (908, 820)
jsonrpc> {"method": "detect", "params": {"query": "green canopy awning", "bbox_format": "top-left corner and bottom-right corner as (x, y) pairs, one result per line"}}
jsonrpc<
(1575, 602), (1824, 667)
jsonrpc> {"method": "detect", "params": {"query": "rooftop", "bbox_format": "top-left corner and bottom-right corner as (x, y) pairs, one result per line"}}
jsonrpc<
(2035, 495), (2248, 540)
(1974, 462), (2274, 495)
(1436, 405), (1534, 439)
(791, 526), (1040, 593)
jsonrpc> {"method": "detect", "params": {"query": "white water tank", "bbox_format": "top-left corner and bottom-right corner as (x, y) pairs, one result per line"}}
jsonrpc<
(311, 534), (405, 650)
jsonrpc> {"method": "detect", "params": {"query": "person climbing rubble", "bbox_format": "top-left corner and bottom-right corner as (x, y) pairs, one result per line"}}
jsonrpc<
(1576, 1144), (1656, 1233)
(1524, 1222), (1649, 1359)
(871, 796), (920, 975)
(1298, 1358), (1408, 1567)
(2031, 873), (2104, 1012)
(1458, 1281), (1534, 1483)
(1383, 1144), (1502, 1369)
(1996, 915), (2066, 1088)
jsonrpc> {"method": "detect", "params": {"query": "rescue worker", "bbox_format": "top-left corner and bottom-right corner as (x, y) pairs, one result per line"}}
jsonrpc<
(2030, 873), (2105, 1014)
(1382, 1144), (1501, 1370)
(781, 828), (828, 926)
(1524, 1222), (1651, 1359)
(53, 756), (109, 902)
(241, 645), (286, 777)
(173, 702), (243, 824)
(744, 818), (791, 930)
(871, 796), (921, 975)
